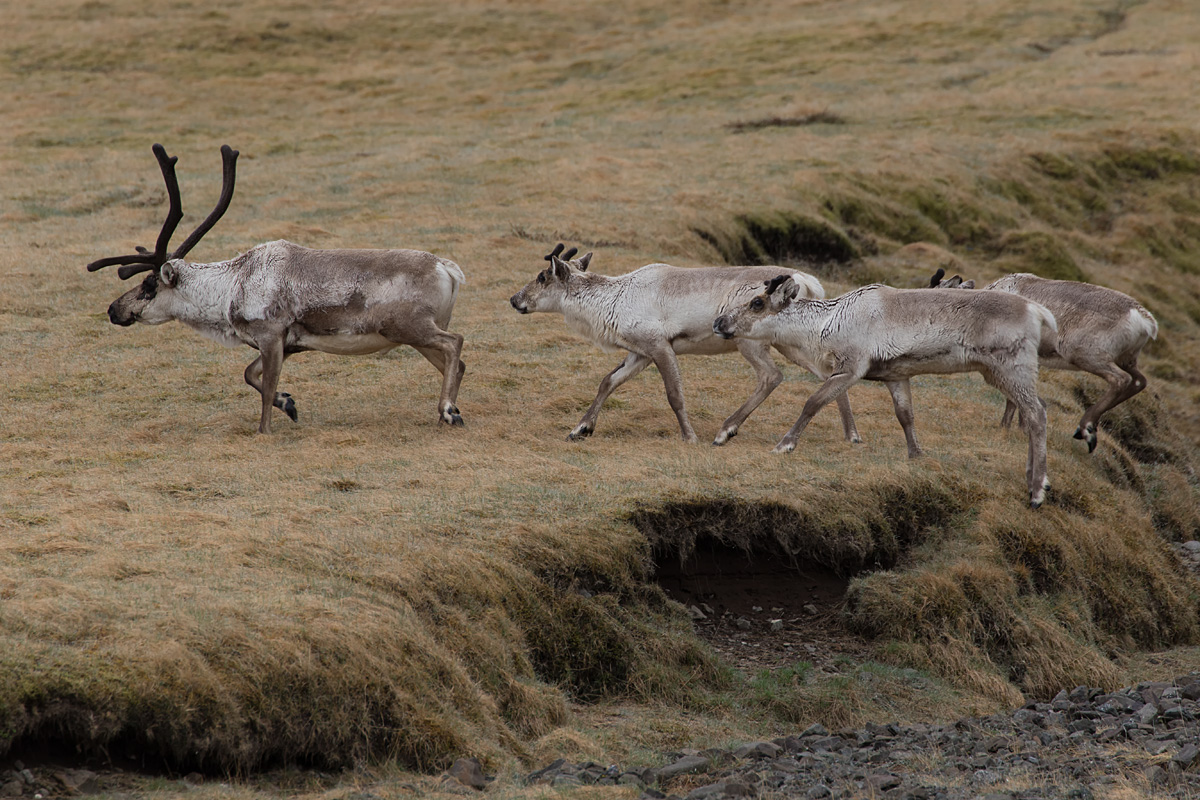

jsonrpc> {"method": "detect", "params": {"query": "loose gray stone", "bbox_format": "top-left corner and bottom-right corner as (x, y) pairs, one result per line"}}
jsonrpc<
(865, 774), (901, 791)
(654, 755), (711, 781)
(1173, 742), (1199, 767)
(733, 741), (782, 760)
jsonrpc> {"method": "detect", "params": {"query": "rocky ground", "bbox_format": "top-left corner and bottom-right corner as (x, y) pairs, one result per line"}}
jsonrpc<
(515, 677), (1200, 799)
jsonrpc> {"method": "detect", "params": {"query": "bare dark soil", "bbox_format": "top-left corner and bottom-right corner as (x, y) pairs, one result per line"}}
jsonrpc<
(654, 545), (872, 674)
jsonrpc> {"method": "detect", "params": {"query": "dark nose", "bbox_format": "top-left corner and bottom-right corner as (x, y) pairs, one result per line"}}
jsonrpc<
(713, 316), (733, 339)
(108, 302), (135, 326)
(510, 295), (526, 313)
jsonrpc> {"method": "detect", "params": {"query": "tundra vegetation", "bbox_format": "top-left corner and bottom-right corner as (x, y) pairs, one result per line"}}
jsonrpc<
(2, 0), (1200, 795)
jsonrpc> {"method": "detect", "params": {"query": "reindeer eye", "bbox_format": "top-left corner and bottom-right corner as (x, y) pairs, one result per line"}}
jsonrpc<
(537, 272), (546, 284)
(751, 297), (764, 310)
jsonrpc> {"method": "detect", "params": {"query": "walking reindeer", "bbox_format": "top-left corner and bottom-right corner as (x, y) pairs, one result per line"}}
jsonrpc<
(510, 244), (861, 445)
(714, 276), (1058, 507)
(88, 143), (466, 433)
(930, 268), (1157, 452)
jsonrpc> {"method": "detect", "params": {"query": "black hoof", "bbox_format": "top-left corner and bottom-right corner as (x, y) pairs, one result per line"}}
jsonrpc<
(450, 413), (464, 427)
(567, 428), (593, 441)
(1087, 436), (1097, 454)
(280, 394), (298, 422)
(1073, 428), (1085, 440)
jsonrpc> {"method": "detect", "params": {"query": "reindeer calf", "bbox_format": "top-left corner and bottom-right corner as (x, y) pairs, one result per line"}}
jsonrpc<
(931, 269), (1157, 452)
(715, 276), (1058, 507)
(510, 245), (861, 445)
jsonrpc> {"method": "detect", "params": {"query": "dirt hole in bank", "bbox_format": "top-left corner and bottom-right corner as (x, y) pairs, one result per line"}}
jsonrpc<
(633, 496), (878, 671)
(647, 538), (873, 674)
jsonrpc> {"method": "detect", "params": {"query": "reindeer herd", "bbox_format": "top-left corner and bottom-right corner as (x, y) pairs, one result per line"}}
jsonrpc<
(88, 144), (1159, 508)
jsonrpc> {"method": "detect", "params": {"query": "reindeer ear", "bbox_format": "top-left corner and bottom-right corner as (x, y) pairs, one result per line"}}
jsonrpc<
(577, 252), (593, 272)
(765, 275), (798, 307)
(960, 280), (976, 289)
(943, 275), (963, 288)
(160, 262), (179, 287)
(549, 256), (571, 281)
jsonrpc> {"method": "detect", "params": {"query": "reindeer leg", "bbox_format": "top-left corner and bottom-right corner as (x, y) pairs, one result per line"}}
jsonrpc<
(1072, 358), (1138, 453)
(648, 346), (698, 443)
(774, 343), (862, 443)
(714, 340), (783, 446)
(774, 371), (861, 454)
(885, 379), (922, 457)
(835, 393), (863, 444)
(985, 367), (1049, 508)
(244, 353), (297, 425)
(383, 318), (464, 427)
(571, 352), (651, 441)
(411, 331), (465, 427)
(999, 399), (1018, 429)
(254, 335), (287, 434)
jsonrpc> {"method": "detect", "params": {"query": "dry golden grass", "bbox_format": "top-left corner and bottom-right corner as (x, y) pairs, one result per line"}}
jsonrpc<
(3, 0), (1200, 786)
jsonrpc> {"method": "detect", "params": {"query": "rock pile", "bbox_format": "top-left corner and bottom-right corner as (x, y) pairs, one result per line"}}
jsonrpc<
(523, 675), (1200, 799)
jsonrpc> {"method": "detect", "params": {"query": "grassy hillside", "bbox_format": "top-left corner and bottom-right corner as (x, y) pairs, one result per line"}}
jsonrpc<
(2, 0), (1200, 777)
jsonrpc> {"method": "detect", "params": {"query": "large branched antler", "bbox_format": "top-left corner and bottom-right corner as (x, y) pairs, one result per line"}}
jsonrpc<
(86, 143), (239, 279)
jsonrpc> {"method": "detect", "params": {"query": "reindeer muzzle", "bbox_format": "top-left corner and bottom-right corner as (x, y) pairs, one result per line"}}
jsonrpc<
(108, 302), (136, 326)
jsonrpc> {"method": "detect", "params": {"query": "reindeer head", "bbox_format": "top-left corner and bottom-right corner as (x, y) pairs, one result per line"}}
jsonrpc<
(713, 274), (800, 339)
(88, 143), (239, 326)
(509, 242), (593, 314)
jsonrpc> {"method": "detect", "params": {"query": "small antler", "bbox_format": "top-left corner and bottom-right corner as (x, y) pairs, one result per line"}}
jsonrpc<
(87, 143), (239, 279)
(544, 243), (579, 263)
(929, 268), (946, 287)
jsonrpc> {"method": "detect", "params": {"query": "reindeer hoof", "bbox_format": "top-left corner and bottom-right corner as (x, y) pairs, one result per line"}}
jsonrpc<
(1075, 424), (1098, 453)
(712, 428), (736, 446)
(772, 442), (796, 454)
(440, 406), (464, 427)
(567, 426), (592, 441)
(281, 394), (298, 423)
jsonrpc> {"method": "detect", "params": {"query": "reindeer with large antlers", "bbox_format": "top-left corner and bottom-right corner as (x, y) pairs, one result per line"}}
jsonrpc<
(89, 143), (467, 434)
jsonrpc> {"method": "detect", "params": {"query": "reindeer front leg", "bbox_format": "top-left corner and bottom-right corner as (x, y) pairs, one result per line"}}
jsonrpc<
(250, 335), (287, 434)
(244, 353), (297, 427)
(774, 370), (862, 453)
(571, 352), (651, 441)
